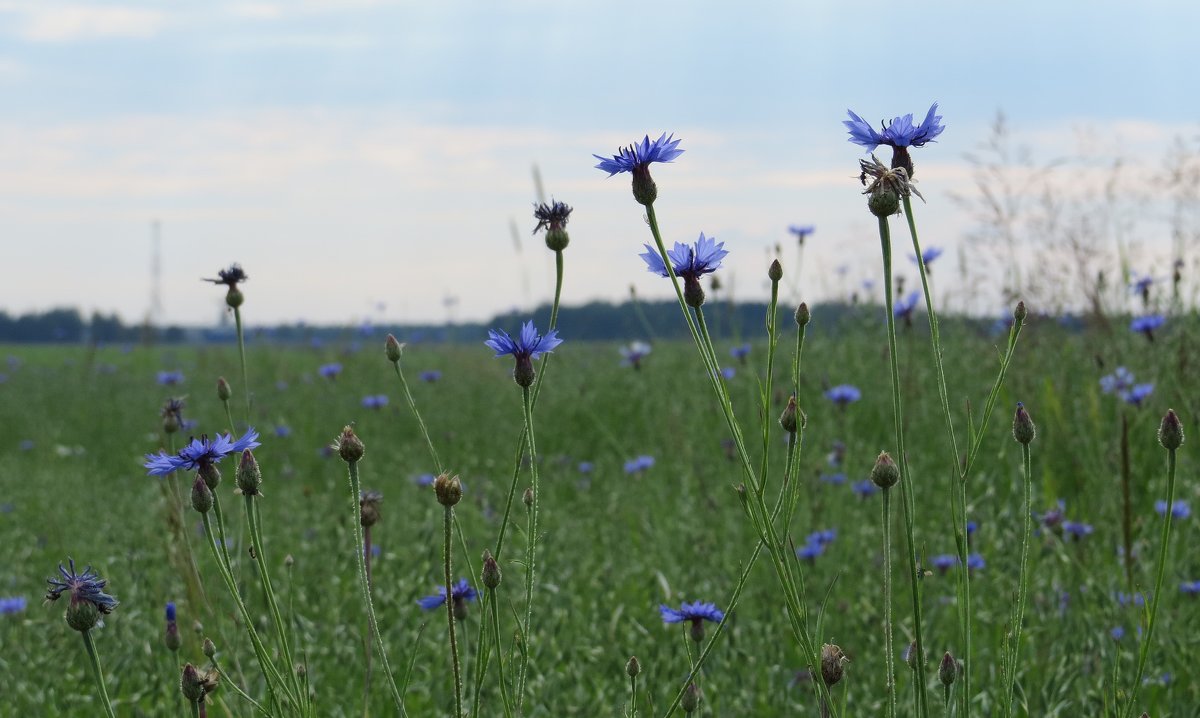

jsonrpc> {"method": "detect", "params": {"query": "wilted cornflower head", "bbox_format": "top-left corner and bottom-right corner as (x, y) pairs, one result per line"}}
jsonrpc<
(46, 559), (119, 630)
(416, 578), (478, 610)
(161, 397), (186, 433)
(659, 601), (724, 625)
(1155, 499), (1190, 520)
(824, 384), (862, 406)
(532, 199), (573, 233)
(318, 362), (342, 380)
(203, 264), (248, 288)
(640, 233), (729, 281)
(360, 489), (383, 527)
(157, 370), (185, 386)
(144, 428), (261, 475)
(827, 440), (846, 467)
(594, 132), (684, 176)
(0, 596), (27, 615)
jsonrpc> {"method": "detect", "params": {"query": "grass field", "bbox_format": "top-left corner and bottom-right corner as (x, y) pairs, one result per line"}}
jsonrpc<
(0, 303), (1193, 716)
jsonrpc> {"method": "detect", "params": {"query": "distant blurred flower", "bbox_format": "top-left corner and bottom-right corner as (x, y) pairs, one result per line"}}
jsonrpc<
(274, 425), (291, 438)
(1114, 591), (1146, 607)
(966, 521), (978, 536)
(414, 473), (436, 487)
(827, 440), (846, 468)
(1062, 521), (1094, 540)
(852, 479), (878, 499)
(789, 225), (815, 243)
(1155, 499), (1190, 520)
(1110, 626), (1125, 641)
(909, 247), (944, 267)
(824, 385), (862, 406)
(417, 578), (478, 610)
(361, 394), (389, 410)
(594, 132), (684, 176)
(820, 473), (847, 486)
(203, 264), (248, 288)
(894, 291), (921, 321)
(624, 455), (655, 474)
(1130, 274), (1155, 295)
(157, 370), (184, 386)
(577, 461), (594, 474)
(1130, 314), (1165, 336)
(930, 554), (958, 573)
(144, 429), (261, 475)
(0, 596), (26, 615)
(419, 370), (442, 383)
(965, 554), (985, 571)
(720, 367), (736, 380)
(730, 344), (751, 361)
(1035, 500), (1066, 531)
(1099, 367), (1135, 395)
(1180, 580), (1200, 596)
(619, 341), (652, 369)
(18, 439), (34, 451)
(1122, 383), (1154, 407)
(318, 363), (342, 380)
(659, 601), (724, 624)
(798, 529), (837, 561)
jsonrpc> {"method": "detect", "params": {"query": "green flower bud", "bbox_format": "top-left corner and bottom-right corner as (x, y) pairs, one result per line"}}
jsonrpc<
(780, 395), (800, 434)
(65, 597), (101, 632)
(795, 302), (810, 327)
(870, 451), (901, 489)
(868, 188), (900, 218)
(216, 376), (232, 402)
(1012, 403), (1036, 445)
(681, 683), (701, 713)
(821, 643), (847, 687)
(191, 475), (214, 514)
(1159, 408), (1184, 450)
(626, 655), (641, 678)
(481, 550), (501, 589)
(235, 449), (262, 495)
(768, 259), (783, 282)
(385, 334), (403, 363)
(1013, 301), (1027, 324)
(939, 651), (957, 687)
(545, 228), (569, 252)
(522, 486), (534, 509)
(203, 637), (216, 658)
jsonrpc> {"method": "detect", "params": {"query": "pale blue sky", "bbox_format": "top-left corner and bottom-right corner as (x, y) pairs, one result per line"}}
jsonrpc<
(1, 0), (1196, 325)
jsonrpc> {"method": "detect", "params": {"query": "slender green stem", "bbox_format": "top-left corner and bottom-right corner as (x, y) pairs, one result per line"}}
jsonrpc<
(444, 506), (465, 717)
(1002, 442), (1034, 717)
(347, 460), (405, 715)
(233, 306), (251, 423)
(222, 399), (237, 436)
(190, 701), (201, 718)
(878, 215), (928, 718)
(392, 360), (443, 474)
(80, 630), (118, 718)
(515, 386), (541, 706)
(550, 250), (563, 328)
(759, 275), (780, 497)
(245, 496), (301, 703)
(882, 488), (896, 718)
(1124, 448), (1177, 717)
(488, 588), (515, 718)
(630, 673), (639, 718)
(211, 657), (268, 714)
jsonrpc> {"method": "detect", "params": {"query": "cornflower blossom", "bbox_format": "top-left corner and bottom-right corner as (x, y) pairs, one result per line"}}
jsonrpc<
(659, 601), (724, 625)
(619, 342), (652, 369)
(640, 232), (729, 308)
(1123, 383), (1155, 407)
(788, 225), (815, 244)
(157, 370), (185, 386)
(893, 291), (922, 323)
(909, 247), (944, 268)
(417, 578), (478, 611)
(577, 462), (594, 474)
(361, 394), (389, 410)
(624, 455), (655, 474)
(965, 554), (985, 572)
(1035, 500), (1067, 531)
(1062, 521), (1094, 540)
(1155, 499), (1190, 520)
(845, 102), (945, 177)
(318, 363), (342, 380)
(852, 479), (877, 499)
(414, 473), (436, 487)
(1130, 274), (1155, 296)
(144, 428), (261, 475)
(820, 473), (847, 486)
(485, 320), (563, 388)
(1131, 314), (1165, 342)
(274, 425), (291, 438)
(720, 367), (736, 380)
(203, 264), (248, 288)
(1111, 626), (1126, 641)
(45, 559), (120, 628)
(594, 132), (684, 205)
(730, 344), (751, 362)
(0, 596), (27, 614)
(1180, 581), (1200, 596)
(419, 370), (442, 383)
(824, 384), (862, 407)
(1099, 367), (1135, 395)
(1114, 591), (1147, 608)
(930, 554), (958, 574)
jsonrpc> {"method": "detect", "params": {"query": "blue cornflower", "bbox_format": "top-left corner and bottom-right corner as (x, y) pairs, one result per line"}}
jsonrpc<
(1122, 383), (1154, 407)
(820, 472), (847, 486)
(930, 554), (958, 573)
(157, 370), (184, 386)
(824, 384), (862, 406)
(845, 103), (945, 153)
(274, 425), (291, 438)
(45, 559), (120, 628)
(1114, 591), (1147, 607)
(640, 233), (729, 286)
(966, 521), (978, 536)
(485, 320), (563, 388)
(1100, 367), (1135, 395)
(1110, 626), (1125, 641)
(807, 529), (837, 546)
(361, 394), (389, 410)
(797, 542), (825, 561)
(594, 132), (684, 177)
(852, 479), (877, 499)
(144, 428), (261, 476)
(1035, 499), (1067, 531)
(19, 439), (34, 451)
(1130, 314), (1165, 336)
(910, 246), (944, 267)
(166, 601), (176, 623)
(1130, 274), (1155, 295)
(730, 343), (751, 361)
(789, 225), (815, 243)
(619, 341), (652, 369)
(894, 291), (921, 321)
(0, 596), (27, 615)
(965, 554), (985, 571)
(414, 473), (436, 487)
(1180, 580), (1200, 596)
(624, 455), (655, 474)
(1155, 499), (1190, 520)
(318, 362), (342, 380)
(720, 367), (736, 380)
(659, 601), (724, 625)
(419, 370), (442, 383)
(1063, 521), (1094, 540)
(827, 440), (846, 467)
(417, 578), (478, 611)
(577, 461), (594, 474)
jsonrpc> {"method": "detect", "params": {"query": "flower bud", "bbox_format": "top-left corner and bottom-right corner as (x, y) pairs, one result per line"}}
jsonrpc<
(939, 651), (957, 687)
(225, 286), (244, 309)
(514, 355), (536, 387)
(768, 259), (783, 282)
(1159, 409), (1184, 450)
(522, 486), (534, 509)
(360, 490), (383, 527)
(780, 395), (799, 434)
(181, 663), (205, 703)
(481, 550), (501, 589)
(65, 596), (101, 632)
(870, 451), (901, 489)
(868, 188), (900, 218)
(191, 475), (214, 514)
(545, 228), (569, 252)
(284, 554), (295, 567)
(203, 637), (216, 658)
(162, 412), (180, 435)
(683, 276), (706, 308)
(1013, 301), (1027, 324)
(626, 655), (641, 678)
(236, 449), (262, 495)
(165, 622), (181, 652)
(337, 426), (365, 463)
(385, 334), (403, 363)
(681, 683), (701, 713)
(631, 166), (657, 206)
(795, 302), (810, 327)
(434, 473), (463, 507)
(216, 376), (232, 402)
(821, 643), (846, 687)
(904, 641), (919, 670)
(1012, 403), (1036, 445)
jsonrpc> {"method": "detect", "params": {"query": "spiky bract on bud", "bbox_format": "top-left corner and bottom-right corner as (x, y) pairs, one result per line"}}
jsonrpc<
(1014, 301), (1027, 323)
(434, 473), (463, 507)
(180, 663), (220, 703)
(199, 462), (221, 490)
(481, 550), (501, 589)
(191, 475), (214, 514)
(939, 651), (957, 686)
(216, 376), (232, 402)
(1159, 409), (1184, 450)
(1013, 403), (1036, 445)
(203, 637), (216, 658)
(780, 395), (800, 434)
(869, 188), (901, 217)
(235, 449), (262, 495)
(821, 643), (847, 687)
(360, 490), (383, 527)
(681, 683), (701, 713)
(385, 334), (403, 363)
(870, 451), (900, 489)
(533, 199), (573, 251)
(768, 259), (783, 282)
(626, 655), (641, 678)
(336, 426), (365, 463)
(795, 302), (810, 327)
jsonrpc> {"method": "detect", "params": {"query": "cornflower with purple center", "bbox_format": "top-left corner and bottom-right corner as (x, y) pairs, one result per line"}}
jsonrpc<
(845, 102), (945, 177)
(157, 370), (184, 386)
(660, 600), (723, 642)
(143, 428), (261, 475)
(1063, 521), (1094, 540)
(0, 596), (27, 615)
(485, 320), (563, 388)
(417, 578), (478, 619)
(930, 554), (958, 574)
(730, 343), (751, 363)
(1122, 383), (1155, 407)
(824, 384), (862, 407)
(640, 232), (729, 308)
(1100, 367), (1135, 395)
(593, 132), (684, 205)
(318, 362), (342, 380)
(361, 394), (389, 410)
(619, 341), (652, 369)
(893, 291), (921, 324)
(419, 370), (441, 383)
(45, 559), (119, 630)
(1130, 314), (1165, 341)
(965, 553), (985, 572)
(852, 479), (878, 499)
(624, 455), (655, 474)
(789, 225), (815, 244)
(1155, 499), (1190, 520)
(910, 246), (944, 269)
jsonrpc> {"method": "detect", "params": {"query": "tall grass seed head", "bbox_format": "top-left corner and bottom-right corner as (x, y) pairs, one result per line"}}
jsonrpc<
(820, 643), (847, 687)
(1159, 408), (1184, 450)
(795, 302), (811, 327)
(939, 651), (957, 686)
(359, 489), (383, 527)
(780, 395), (800, 434)
(216, 376), (232, 401)
(768, 258), (783, 282)
(46, 559), (119, 632)
(434, 473), (463, 506)
(384, 334), (404, 363)
(191, 474), (214, 513)
(235, 449), (262, 495)
(336, 425), (365, 463)
(870, 451), (901, 489)
(1013, 402), (1036, 444)
(533, 199), (573, 251)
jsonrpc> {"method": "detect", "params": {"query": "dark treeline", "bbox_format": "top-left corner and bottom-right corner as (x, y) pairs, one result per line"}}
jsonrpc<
(0, 300), (996, 345)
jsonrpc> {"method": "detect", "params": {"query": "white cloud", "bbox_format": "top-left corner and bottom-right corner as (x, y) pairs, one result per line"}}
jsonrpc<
(15, 5), (166, 42)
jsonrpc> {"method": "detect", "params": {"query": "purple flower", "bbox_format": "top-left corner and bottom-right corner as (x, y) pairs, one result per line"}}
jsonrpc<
(417, 578), (478, 610)
(1062, 521), (1094, 540)
(910, 247), (944, 267)
(1110, 626), (1126, 641)
(619, 341), (652, 368)
(157, 370), (184, 386)
(1130, 274), (1155, 295)
(594, 132), (684, 176)
(1100, 367), (1135, 395)
(894, 291), (922, 320)
(166, 601), (176, 623)
(533, 199), (573, 234)
(965, 553), (985, 571)
(274, 425), (291, 438)
(640, 233), (729, 281)
(624, 455), (655, 474)
(318, 363), (342, 380)
(45, 559), (119, 615)
(852, 479), (877, 499)
(730, 343), (751, 361)
(362, 394), (389, 410)
(1130, 314), (1165, 335)
(144, 428), (261, 475)
(820, 472), (847, 486)
(1155, 499), (1190, 520)
(720, 367), (736, 380)
(1122, 383), (1154, 407)
(1180, 580), (1200, 596)
(1035, 500), (1067, 531)
(930, 554), (958, 573)
(844, 103), (945, 153)
(824, 384), (862, 406)
(414, 473), (436, 487)
(485, 321), (563, 360)
(659, 601), (724, 624)
(797, 542), (825, 561)
(1114, 591), (1146, 607)
(788, 225), (815, 243)
(203, 264), (248, 287)
(0, 596), (27, 615)
(419, 370), (442, 383)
